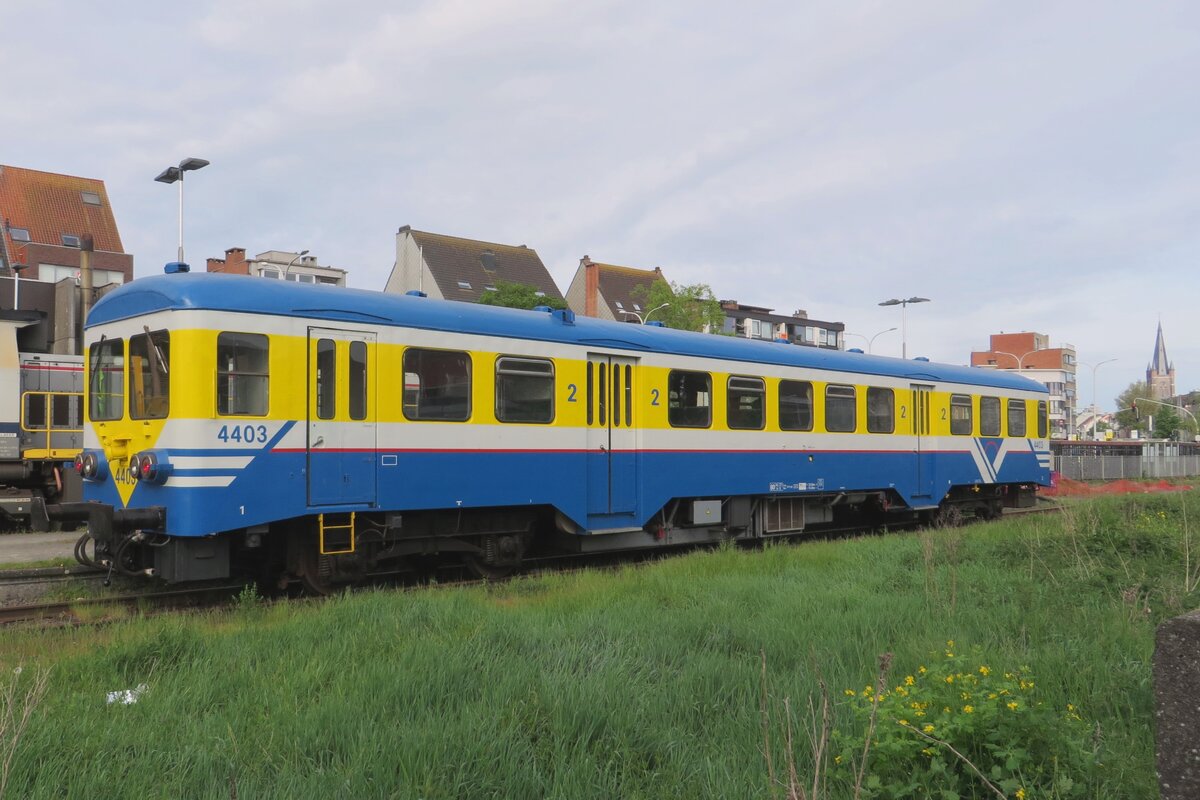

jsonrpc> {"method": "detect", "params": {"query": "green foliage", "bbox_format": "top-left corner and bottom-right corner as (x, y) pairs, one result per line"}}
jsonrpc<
(477, 280), (567, 310)
(630, 279), (724, 332)
(832, 645), (1095, 799)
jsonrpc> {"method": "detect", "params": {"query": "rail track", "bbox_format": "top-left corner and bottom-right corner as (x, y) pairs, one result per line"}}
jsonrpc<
(0, 501), (1063, 627)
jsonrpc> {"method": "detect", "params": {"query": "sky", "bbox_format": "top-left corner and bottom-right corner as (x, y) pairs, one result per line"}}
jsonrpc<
(2, 0), (1197, 410)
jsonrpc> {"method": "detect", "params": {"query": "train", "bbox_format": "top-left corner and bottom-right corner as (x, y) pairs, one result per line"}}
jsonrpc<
(0, 311), (83, 529)
(59, 271), (1052, 591)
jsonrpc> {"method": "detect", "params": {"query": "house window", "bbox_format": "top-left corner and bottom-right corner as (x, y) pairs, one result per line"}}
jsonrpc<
(457, 281), (472, 290)
(218, 333), (269, 416)
(9, 227), (30, 242)
(727, 376), (765, 430)
(779, 380), (813, 431)
(484, 286), (498, 292)
(534, 291), (546, 297)
(667, 370), (711, 428)
(260, 269), (280, 279)
(81, 191), (101, 205)
(495, 357), (554, 424)
(950, 394), (973, 435)
(61, 234), (81, 248)
(633, 304), (642, 311)
(980, 397), (1001, 437)
(1007, 399), (1027, 437)
(866, 387), (894, 433)
(825, 385), (856, 432)
(615, 301), (625, 310)
(403, 348), (471, 421)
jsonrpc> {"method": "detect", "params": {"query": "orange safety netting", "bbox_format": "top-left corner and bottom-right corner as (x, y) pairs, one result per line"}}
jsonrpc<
(1043, 473), (1193, 497)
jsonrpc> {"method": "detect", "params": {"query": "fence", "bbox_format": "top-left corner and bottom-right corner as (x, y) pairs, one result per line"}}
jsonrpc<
(1054, 455), (1200, 481)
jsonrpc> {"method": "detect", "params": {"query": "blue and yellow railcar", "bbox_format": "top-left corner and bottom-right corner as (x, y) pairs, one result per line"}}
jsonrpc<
(69, 273), (1050, 588)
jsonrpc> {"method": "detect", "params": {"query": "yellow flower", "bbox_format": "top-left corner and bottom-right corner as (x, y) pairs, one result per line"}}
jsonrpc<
(923, 723), (935, 733)
(979, 665), (990, 676)
(844, 689), (856, 697)
(834, 755), (843, 765)
(896, 687), (909, 697)
(963, 705), (974, 714)
(898, 719), (909, 726)
(945, 675), (955, 684)
(915, 710), (925, 717)
(946, 639), (955, 648)
(918, 665), (927, 674)
(988, 693), (998, 700)
(1067, 704), (1075, 711)
(1019, 680), (1034, 691)
(1016, 789), (1026, 800)
(960, 692), (971, 701)
(865, 685), (874, 695)
(943, 706), (951, 713)
(905, 675), (915, 686)
(945, 651), (955, 658)
(1008, 701), (1019, 711)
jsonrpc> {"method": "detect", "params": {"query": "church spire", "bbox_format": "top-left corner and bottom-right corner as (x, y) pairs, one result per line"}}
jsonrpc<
(1150, 321), (1170, 373)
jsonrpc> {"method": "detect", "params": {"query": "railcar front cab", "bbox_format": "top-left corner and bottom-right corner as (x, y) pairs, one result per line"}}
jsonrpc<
(55, 327), (174, 579)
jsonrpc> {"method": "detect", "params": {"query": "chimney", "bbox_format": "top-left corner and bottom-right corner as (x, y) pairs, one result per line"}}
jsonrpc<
(583, 256), (598, 317)
(224, 248), (249, 275)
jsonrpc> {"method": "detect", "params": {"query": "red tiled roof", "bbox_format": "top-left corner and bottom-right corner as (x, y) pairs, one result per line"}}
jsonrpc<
(0, 165), (126, 261)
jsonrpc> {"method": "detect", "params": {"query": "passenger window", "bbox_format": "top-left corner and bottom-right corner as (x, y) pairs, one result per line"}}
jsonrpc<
(24, 394), (46, 430)
(613, 363), (622, 428)
(316, 339), (336, 420)
(980, 397), (1001, 437)
(88, 338), (124, 421)
(866, 387), (894, 434)
(349, 340), (367, 421)
(1007, 399), (1026, 437)
(586, 362), (594, 425)
(403, 348), (471, 421)
(1037, 401), (1048, 438)
(950, 394), (973, 435)
(129, 329), (170, 420)
(825, 385), (856, 432)
(779, 380), (813, 431)
(727, 376), (765, 430)
(668, 370), (711, 428)
(53, 395), (75, 429)
(496, 357), (554, 423)
(624, 364), (632, 427)
(218, 333), (270, 416)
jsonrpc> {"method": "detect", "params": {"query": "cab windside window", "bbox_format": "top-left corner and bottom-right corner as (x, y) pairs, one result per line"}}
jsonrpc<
(727, 376), (765, 430)
(950, 394), (973, 435)
(129, 329), (170, 420)
(825, 385), (856, 432)
(403, 348), (471, 421)
(218, 333), (269, 416)
(89, 338), (125, 421)
(1007, 399), (1027, 437)
(496, 357), (554, 423)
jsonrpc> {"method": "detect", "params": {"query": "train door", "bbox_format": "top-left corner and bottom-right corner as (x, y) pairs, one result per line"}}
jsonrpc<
(307, 328), (376, 507)
(586, 353), (639, 517)
(910, 383), (934, 500)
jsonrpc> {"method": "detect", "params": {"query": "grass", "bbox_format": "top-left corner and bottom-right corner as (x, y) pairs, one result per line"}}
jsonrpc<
(2, 491), (1197, 799)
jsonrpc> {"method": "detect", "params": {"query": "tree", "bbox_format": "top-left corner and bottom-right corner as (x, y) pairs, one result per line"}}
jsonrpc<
(477, 280), (566, 311)
(1153, 405), (1183, 440)
(630, 279), (725, 333)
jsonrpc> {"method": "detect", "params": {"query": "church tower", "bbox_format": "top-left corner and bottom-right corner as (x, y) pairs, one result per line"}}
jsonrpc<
(1147, 322), (1176, 400)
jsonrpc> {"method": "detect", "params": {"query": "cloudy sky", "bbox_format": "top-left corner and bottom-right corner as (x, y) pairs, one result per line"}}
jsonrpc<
(3, 0), (1197, 409)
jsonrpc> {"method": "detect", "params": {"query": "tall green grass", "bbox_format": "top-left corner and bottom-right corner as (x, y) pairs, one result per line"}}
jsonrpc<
(2, 491), (1196, 799)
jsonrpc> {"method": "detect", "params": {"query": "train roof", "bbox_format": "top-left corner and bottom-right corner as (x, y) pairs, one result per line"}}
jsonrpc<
(88, 273), (1047, 393)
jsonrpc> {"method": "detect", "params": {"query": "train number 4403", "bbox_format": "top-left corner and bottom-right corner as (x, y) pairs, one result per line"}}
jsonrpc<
(217, 424), (269, 444)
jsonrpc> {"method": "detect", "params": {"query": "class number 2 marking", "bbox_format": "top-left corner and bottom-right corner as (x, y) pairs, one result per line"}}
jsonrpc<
(218, 424), (268, 444)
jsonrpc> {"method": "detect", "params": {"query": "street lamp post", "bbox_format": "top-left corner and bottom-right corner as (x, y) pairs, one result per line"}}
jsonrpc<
(843, 327), (897, 354)
(622, 302), (669, 325)
(877, 297), (930, 359)
(991, 349), (1039, 370)
(11, 262), (26, 310)
(1077, 358), (1117, 440)
(281, 250), (311, 281)
(154, 157), (210, 267)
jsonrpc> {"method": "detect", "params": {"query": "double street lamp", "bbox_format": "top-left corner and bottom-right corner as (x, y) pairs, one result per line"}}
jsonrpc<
(1078, 358), (1117, 440)
(154, 157), (210, 267)
(878, 297), (930, 359)
(844, 326), (897, 354)
(622, 302), (669, 325)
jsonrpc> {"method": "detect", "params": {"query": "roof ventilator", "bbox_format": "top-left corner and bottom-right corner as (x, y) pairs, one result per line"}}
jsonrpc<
(405, 290), (427, 298)
(553, 308), (576, 325)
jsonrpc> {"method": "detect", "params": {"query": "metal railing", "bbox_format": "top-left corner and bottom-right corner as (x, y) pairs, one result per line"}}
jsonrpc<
(1054, 455), (1200, 480)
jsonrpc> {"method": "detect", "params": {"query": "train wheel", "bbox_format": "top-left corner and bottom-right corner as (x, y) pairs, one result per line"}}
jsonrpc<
(464, 533), (528, 580)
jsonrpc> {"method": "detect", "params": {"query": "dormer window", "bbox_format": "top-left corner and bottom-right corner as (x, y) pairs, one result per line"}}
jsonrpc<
(633, 304), (642, 311)
(62, 234), (81, 248)
(9, 227), (30, 242)
(614, 301), (624, 310)
(81, 191), (101, 206)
